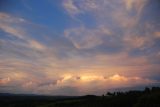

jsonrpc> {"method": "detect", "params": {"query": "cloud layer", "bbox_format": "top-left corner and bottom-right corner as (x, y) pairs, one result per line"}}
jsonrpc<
(0, 0), (160, 95)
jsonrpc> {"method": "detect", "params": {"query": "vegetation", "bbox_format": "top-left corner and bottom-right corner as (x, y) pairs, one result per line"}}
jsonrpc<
(0, 87), (160, 107)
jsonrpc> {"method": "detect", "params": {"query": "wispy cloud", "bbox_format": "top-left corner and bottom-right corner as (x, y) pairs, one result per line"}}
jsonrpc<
(62, 0), (151, 51)
(64, 26), (112, 49)
(63, 0), (81, 15)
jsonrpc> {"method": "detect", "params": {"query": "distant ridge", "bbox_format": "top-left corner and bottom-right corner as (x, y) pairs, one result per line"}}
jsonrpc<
(0, 93), (41, 96)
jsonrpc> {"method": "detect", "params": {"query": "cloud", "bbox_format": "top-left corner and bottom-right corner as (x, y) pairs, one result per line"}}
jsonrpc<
(22, 81), (34, 88)
(63, 0), (81, 15)
(0, 13), (53, 93)
(64, 26), (112, 49)
(0, 77), (10, 85)
(154, 32), (160, 38)
(0, 24), (25, 39)
(123, 35), (152, 49)
(63, 0), (151, 51)
(41, 73), (159, 95)
(0, 12), (47, 51)
(28, 40), (46, 50)
(63, 0), (148, 21)
(75, 74), (156, 85)
(0, 13), (25, 39)
(109, 74), (128, 81)
(0, 12), (79, 94)
(0, 0), (160, 95)
(123, 0), (148, 12)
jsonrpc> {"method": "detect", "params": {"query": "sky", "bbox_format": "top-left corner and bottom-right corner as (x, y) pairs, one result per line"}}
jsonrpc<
(0, 0), (160, 96)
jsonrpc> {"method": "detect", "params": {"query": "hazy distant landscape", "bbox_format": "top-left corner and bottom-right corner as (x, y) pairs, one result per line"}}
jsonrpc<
(0, 87), (160, 107)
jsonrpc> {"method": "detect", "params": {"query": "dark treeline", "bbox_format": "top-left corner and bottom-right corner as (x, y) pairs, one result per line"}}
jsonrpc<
(0, 87), (160, 107)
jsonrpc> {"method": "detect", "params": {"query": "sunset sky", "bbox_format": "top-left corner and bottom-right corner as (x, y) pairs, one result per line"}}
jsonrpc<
(0, 0), (160, 96)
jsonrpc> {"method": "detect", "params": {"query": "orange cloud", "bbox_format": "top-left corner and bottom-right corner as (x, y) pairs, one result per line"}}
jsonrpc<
(109, 74), (128, 82)
(124, 0), (147, 12)
(154, 32), (160, 38)
(55, 73), (157, 87)
(44, 73), (158, 95)
(28, 40), (46, 51)
(0, 77), (10, 85)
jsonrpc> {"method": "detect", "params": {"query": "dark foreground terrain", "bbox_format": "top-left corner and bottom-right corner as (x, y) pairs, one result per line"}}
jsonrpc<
(0, 87), (160, 107)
